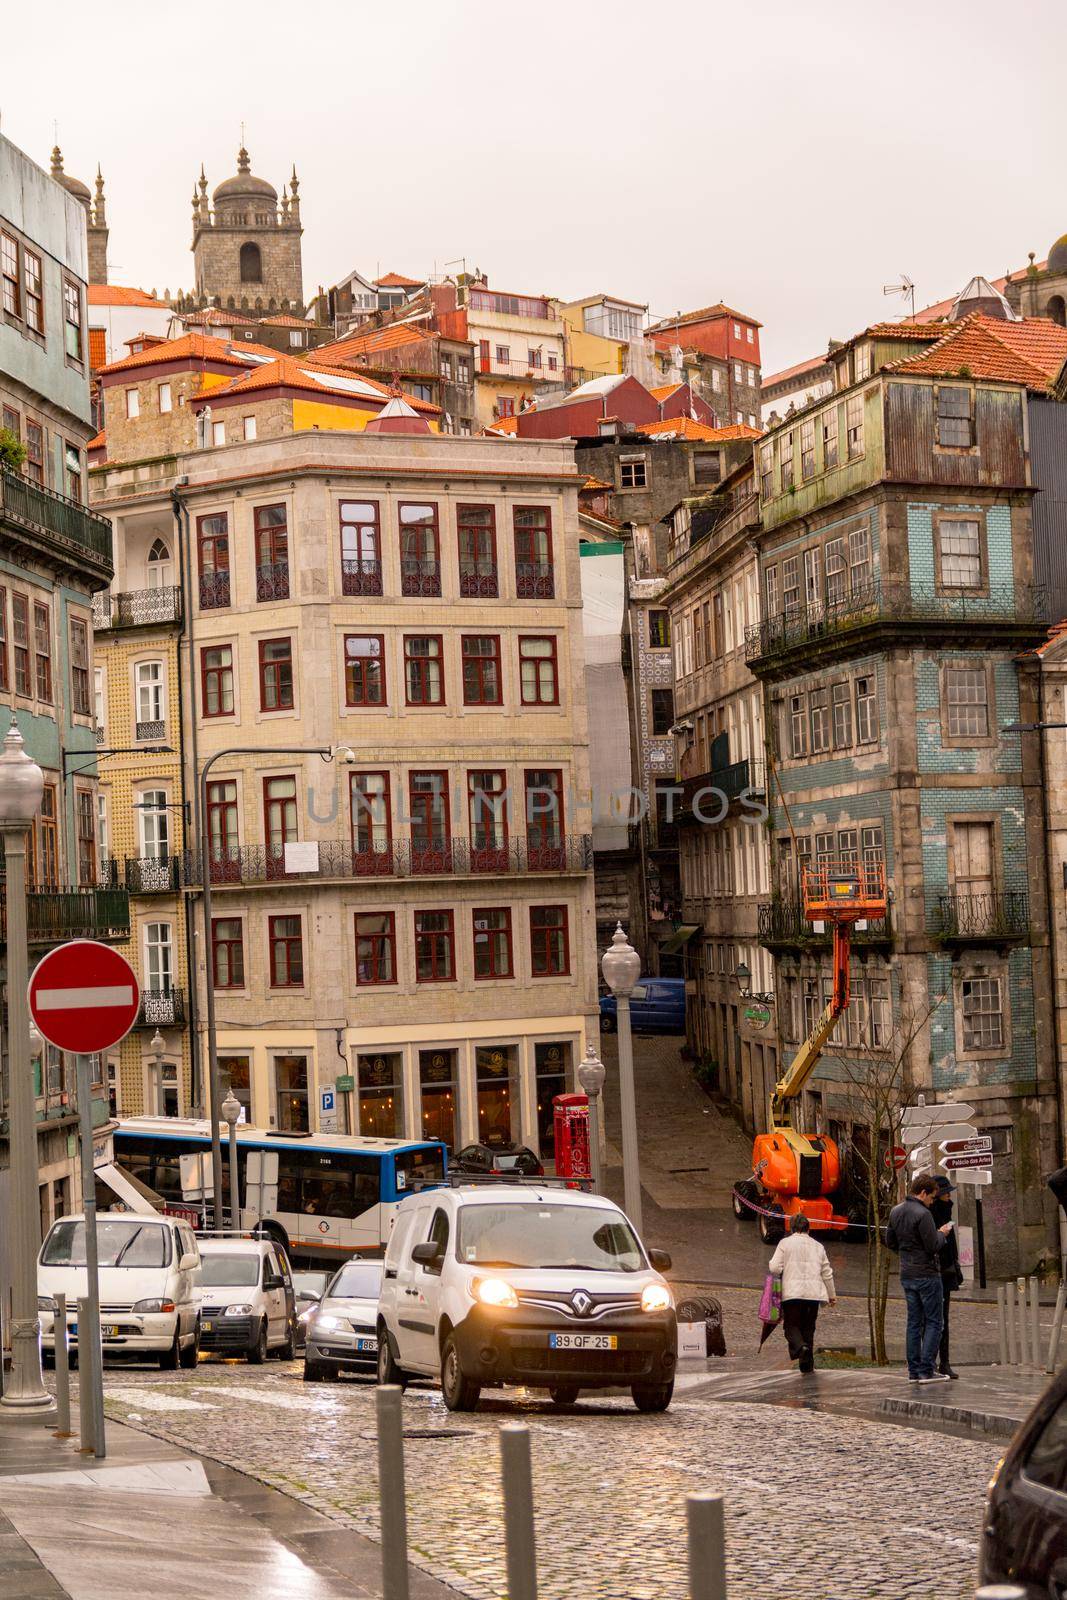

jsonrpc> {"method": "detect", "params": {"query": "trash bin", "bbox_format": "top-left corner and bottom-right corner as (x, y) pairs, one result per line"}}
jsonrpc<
(675, 1295), (726, 1358)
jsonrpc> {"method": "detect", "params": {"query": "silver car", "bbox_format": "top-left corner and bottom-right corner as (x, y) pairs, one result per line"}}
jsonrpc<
(303, 1258), (383, 1382)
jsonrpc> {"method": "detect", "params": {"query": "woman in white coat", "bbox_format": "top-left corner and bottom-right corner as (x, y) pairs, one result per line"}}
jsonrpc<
(767, 1213), (836, 1373)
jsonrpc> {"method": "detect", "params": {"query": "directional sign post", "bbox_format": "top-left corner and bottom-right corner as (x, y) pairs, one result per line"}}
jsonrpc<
(941, 1152), (993, 1171)
(29, 941), (140, 1461)
(940, 1136), (992, 1159)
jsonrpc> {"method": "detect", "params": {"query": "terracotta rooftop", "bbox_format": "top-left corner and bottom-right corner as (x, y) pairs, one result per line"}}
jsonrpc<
(649, 383), (682, 401)
(100, 331), (278, 375)
(648, 302), (762, 334)
(912, 262), (1046, 324)
(638, 418), (762, 442)
(581, 474), (613, 492)
(87, 429), (106, 451)
(891, 314), (1067, 391)
(258, 313), (317, 329)
(483, 415), (520, 436)
(762, 352), (833, 389)
(309, 321), (432, 364)
(374, 272), (425, 289)
(1030, 620), (1067, 657)
(87, 284), (170, 309)
(862, 322), (946, 341)
(191, 354), (439, 412)
(182, 307), (259, 327)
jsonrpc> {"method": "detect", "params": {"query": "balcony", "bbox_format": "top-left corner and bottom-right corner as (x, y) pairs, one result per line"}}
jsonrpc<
(126, 855), (182, 894)
(256, 561), (290, 602)
(0, 467), (113, 578)
(746, 581), (1049, 674)
(137, 987), (186, 1028)
(678, 758), (762, 824)
(757, 897), (892, 951)
(400, 558), (442, 598)
(185, 835), (593, 887)
(0, 885), (132, 947)
(135, 719), (166, 742)
(93, 586), (182, 630)
(459, 561), (499, 599)
(341, 558), (383, 597)
(933, 891), (1030, 946)
(516, 561), (555, 600)
(199, 570), (231, 610)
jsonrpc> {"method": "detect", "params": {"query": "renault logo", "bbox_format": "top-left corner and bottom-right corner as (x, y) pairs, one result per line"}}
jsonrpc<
(571, 1290), (593, 1316)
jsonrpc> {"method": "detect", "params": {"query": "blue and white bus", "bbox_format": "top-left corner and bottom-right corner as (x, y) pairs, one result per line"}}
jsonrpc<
(113, 1118), (446, 1265)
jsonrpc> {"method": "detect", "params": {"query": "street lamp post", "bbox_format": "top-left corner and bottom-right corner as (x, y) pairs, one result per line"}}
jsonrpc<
(602, 922), (643, 1234)
(577, 1045), (606, 1193)
(0, 718), (53, 1417)
(150, 1026), (165, 1110)
(221, 1090), (241, 1228)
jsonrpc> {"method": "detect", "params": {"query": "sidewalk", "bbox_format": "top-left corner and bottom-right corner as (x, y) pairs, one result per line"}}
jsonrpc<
(0, 1409), (458, 1600)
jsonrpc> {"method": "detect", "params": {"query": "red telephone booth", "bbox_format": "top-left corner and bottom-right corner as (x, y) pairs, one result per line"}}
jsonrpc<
(553, 1093), (591, 1180)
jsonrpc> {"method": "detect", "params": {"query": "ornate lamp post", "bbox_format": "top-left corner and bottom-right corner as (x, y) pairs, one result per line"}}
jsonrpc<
(601, 922), (643, 1233)
(221, 1089), (241, 1228)
(577, 1045), (606, 1193)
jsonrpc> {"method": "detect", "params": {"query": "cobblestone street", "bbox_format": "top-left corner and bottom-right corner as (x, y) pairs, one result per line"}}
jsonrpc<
(99, 1361), (998, 1600)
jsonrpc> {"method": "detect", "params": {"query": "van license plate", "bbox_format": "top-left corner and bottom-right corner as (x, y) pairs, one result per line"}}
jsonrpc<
(101, 1325), (120, 1338)
(356, 1338), (377, 1352)
(549, 1334), (617, 1350)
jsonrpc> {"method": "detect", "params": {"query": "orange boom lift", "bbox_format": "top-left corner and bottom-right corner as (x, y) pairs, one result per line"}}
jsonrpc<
(740, 856), (888, 1244)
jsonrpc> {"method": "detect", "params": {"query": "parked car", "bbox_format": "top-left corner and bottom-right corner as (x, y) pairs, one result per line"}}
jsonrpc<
(303, 1258), (384, 1382)
(196, 1235), (297, 1362)
(293, 1269), (330, 1350)
(599, 978), (686, 1035)
(376, 1181), (677, 1413)
(979, 1362), (1067, 1594)
(452, 1142), (544, 1177)
(38, 1212), (201, 1369)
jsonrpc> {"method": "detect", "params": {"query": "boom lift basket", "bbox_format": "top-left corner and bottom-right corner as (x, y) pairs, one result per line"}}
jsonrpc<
(801, 857), (887, 924)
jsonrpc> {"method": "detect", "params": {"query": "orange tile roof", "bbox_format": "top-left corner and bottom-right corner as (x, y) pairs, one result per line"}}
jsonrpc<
(1031, 619), (1067, 657)
(258, 313), (316, 329)
(581, 474), (613, 491)
(637, 418), (762, 442)
(88, 327), (107, 370)
(100, 331), (272, 376)
(309, 322), (432, 364)
(374, 272), (425, 289)
(762, 352), (833, 388)
(649, 383), (682, 401)
(87, 284), (170, 309)
(182, 306), (259, 327)
(192, 354), (440, 412)
(484, 415), (520, 436)
(913, 263), (1045, 323)
(863, 321), (946, 341)
(891, 314), (1067, 391)
(87, 429), (106, 451)
(648, 302), (762, 334)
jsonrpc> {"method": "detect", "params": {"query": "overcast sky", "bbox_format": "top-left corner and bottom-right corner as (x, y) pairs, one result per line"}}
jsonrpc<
(3, 0), (1064, 375)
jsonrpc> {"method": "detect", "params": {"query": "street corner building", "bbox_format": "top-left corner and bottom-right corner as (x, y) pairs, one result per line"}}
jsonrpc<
(666, 307), (1067, 1275)
(0, 131), (128, 1272)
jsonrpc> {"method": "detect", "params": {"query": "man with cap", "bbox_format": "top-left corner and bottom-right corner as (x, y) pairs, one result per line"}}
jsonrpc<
(931, 1175), (963, 1379)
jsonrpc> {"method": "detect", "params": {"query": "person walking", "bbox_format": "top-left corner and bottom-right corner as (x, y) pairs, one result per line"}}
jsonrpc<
(886, 1173), (953, 1383)
(931, 1176), (963, 1379)
(767, 1214), (836, 1374)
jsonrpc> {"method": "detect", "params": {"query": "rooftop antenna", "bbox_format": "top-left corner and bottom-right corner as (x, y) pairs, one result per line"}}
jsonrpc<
(883, 274), (916, 321)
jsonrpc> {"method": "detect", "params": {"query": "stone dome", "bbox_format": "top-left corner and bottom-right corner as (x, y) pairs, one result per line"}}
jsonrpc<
(213, 146), (277, 205)
(49, 146), (91, 206)
(1049, 234), (1067, 275)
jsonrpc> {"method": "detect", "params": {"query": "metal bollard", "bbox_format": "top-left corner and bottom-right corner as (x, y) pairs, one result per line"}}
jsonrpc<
(53, 1292), (71, 1438)
(1015, 1278), (1028, 1367)
(77, 1298), (94, 1453)
(500, 1424), (538, 1600)
(1030, 1277), (1042, 1371)
(996, 1285), (1008, 1367)
(375, 1386), (410, 1600)
(1005, 1282), (1016, 1365)
(1047, 1281), (1066, 1374)
(687, 1492), (727, 1600)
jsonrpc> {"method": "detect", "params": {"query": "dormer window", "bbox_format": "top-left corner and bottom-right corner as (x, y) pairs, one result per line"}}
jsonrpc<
(853, 343), (871, 382)
(937, 386), (974, 448)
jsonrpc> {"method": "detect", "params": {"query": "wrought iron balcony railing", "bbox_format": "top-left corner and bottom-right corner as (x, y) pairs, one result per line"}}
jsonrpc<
(255, 561), (290, 602)
(934, 891), (1030, 943)
(93, 586), (182, 630)
(138, 988), (186, 1028)
(135, 719), (166, 742)
(341, 558), (383, 597)
(757, 897), (892, 947)
(746, 581), (1049, 664)
(400, 558), (442, 598)
(458, 562), (499, 598)
(199, 570), (231, 610)
(126, 855), (182, 894)
(1, 467), (113, 569)
(184, 835), (593, 887)
(0, 885), (132, 945)
(516, 560), (554, 600)
(679, 758), (753, 822)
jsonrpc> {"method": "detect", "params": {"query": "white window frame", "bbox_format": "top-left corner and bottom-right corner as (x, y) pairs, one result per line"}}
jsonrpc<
(125, 388), (139, 419)
(158, 382), (172, 414)
(135, 658), (166, 729)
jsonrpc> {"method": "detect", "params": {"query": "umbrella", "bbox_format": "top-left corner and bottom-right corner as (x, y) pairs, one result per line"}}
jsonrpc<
(759, 1316), (780, 1348)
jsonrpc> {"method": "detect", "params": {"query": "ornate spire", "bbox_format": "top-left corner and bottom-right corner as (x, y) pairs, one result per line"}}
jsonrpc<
(198, 165), (210, 222)
(281, 184), (290, 218)
(50, 145), (64, 179)
(237, 145), (251, 173)
(93, 165), (107, 227)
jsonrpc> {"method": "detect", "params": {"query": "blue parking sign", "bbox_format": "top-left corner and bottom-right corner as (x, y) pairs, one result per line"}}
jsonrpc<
(320, 1088), (335, 1114)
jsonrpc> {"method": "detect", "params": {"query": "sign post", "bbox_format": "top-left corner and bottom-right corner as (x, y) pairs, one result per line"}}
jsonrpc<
(29, 942), (139, 1460)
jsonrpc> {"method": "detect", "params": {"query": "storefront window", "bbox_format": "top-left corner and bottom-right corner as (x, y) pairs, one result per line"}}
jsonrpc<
(274, 1054), (309, 1132)
(476, 1045), (519, 1147)
(220, 1055), (252, 1122)
(358, 1052), (403, 1138)
(419, 1048), (457, 1152)
(535, 1041), (571, 1161)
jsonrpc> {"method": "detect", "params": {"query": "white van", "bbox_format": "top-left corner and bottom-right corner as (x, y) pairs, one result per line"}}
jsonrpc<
(38, 1213), (202, 1369)
(196, 1235), (297, 1362)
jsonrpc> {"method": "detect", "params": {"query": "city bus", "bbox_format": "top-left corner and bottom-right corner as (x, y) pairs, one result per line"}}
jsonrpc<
(112, 1118), (447, 1265)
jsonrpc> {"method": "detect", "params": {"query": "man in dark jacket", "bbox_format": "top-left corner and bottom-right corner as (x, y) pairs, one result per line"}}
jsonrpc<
(931, 1176), (963, 1379)
(886, 1174), (953, 1382)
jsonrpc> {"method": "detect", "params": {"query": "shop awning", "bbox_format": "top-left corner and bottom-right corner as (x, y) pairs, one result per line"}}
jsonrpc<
(660, 923), (700, 955)
(96, 1162), (163, 1216)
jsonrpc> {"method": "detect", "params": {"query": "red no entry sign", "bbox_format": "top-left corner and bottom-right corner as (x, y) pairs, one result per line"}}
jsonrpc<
(29, 940), (140, 1054)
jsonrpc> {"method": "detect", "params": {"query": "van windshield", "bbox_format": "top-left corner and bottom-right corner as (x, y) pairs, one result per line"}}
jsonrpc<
(456, 1204), (645, 1272)
(200, 1254), (259, 1287)
(41, 1220), (172, 1268)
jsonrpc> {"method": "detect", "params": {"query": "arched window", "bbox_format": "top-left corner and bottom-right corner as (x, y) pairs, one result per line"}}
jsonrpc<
(239, 242), (262, 283)
(1048, 294), (1066, 328)
(147, 537), (172, 589)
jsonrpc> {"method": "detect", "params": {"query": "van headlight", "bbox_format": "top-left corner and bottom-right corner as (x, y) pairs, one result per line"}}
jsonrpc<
(132, 1298), (176, 1314)
(641, 1283), (672, 1313)
(37, 1295), (56, 1312)
(474, 1278), (518, 1309)
(223, 1304), (255, 1317)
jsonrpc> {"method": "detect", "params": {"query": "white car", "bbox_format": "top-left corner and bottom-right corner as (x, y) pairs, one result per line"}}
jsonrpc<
(38, 1212), (201, 1368)
(303, 1258), (383, 1381)
(196, 1235), (297, 1362)
(376, 1183), (677, 1412)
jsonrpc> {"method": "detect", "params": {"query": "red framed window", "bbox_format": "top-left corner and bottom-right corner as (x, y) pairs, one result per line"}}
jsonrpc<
(0, 587), (8, 692)
(473, 907), (513, 979)
(254, 504), (289, 601)
(355, 911), (397, 985)
(201, 644), (234, 717)
(264, 775), (297, 877)
(35, 603), (53, 704)
(461, 634), (501, 706)
(514, 506), (553, 598)
(524, 768), (564, 868)
(519, 635), (558, 705)
(12, 593), (30, 696)
(404, 634), (444, 705)
(259, 637), (294, 711)
(206, 779), (239, 878)
(409, 771), (451, 874)
(497, 397), (515, 419)
(457, 505), (498, 597)
(530, 905), (569, 976)
(24, 250), (43, 334)
(399, 503), (441, 597)
(269, 914), (303, 987)
(478, 339), (490, 372)
(468, 769), (508, 872)
(414, 909), (455, 982)
(197, 514), (230, 609)
(350, 771), (392, 872)
(340, 501), (382, 596)
(344, 634), (385, 705)
(212, 917), (244, 989)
